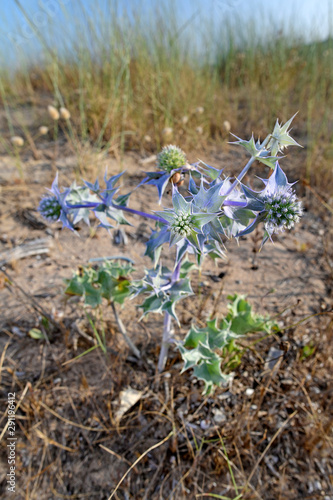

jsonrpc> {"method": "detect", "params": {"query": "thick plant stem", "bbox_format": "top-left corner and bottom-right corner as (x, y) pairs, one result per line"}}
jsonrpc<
(158, 312), (172, 372)
(111, 302), (141, 359)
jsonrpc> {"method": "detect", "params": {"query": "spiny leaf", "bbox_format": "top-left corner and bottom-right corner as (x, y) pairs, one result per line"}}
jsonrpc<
(193, 359), (230, 395)
(179, 294), (278, 393)
(64, 261), (134, 307)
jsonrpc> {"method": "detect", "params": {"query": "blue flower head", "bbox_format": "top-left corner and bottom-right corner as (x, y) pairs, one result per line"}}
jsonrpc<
(38, 173), (74, 230)
(239, 162), (303, 245)
(155, 187), (217, 249)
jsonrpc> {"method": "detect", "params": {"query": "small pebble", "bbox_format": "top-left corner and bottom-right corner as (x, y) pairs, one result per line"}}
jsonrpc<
(12, 327), (24, 338)
(200, 419), (210, 430)
(212, 408), (226, 424)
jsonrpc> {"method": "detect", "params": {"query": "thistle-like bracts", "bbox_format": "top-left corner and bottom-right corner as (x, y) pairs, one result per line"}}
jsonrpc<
(238, 162), (303, 246)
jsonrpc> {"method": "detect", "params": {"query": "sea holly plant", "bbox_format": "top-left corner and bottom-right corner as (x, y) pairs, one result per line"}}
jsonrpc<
(39, 116), (303, 392)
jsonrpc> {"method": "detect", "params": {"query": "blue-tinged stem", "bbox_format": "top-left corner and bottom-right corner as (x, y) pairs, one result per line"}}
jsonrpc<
(157, 259), (182, 372)
(171, 259), (182, 282)
(225, 135), (271, 196)
(110, 203), (166, 223)
(66, 202), (166, 223)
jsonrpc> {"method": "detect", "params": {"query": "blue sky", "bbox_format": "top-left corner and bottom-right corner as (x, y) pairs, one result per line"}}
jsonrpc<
(1, 0), (332, 68)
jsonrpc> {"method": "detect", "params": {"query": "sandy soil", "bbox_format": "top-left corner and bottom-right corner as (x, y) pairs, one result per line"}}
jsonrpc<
(0, 146), (332, 499)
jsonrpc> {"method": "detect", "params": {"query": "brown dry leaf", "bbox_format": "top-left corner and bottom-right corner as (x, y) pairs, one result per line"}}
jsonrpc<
(115, 387), (144, 422)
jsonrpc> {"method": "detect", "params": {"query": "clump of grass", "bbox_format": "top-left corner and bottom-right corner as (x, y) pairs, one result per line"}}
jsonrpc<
(0, 1), (332, 191)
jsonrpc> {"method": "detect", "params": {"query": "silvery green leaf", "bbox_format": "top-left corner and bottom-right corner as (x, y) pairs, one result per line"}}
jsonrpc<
(257, 153), (281, 169)
(172, 187), (190, 213)
(153, 210), (176, 224)
(268, 114), (302, 156)
(93, 208), (114, 229)
(179, 259), (197, 278)
(134, 266), (193, 325)
(29, 328), (45, 340)
(192, 180), (226, 213)
(193, 359), (229, 395)
(230, 134), (260, 157)
(105, 206), (131, 225)
(188, 175), (199, 195)
(192, 212), (217, 231)
(145, 228), (170, 264)
(197, 160), (224, 180)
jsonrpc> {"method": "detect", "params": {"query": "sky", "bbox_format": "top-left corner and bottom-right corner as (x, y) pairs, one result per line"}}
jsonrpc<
(0, 0), (332, 67)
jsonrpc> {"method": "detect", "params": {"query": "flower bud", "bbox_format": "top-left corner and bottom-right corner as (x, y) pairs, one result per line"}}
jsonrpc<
(196, 126), (203, 135)
(157, 145), (187, 173)
(10, 136), (24, 147)
(181, 116), (189, 125)
(195, 106), (204, 114)
(47, 105), (60, 120)
(60, 107), (71, 120)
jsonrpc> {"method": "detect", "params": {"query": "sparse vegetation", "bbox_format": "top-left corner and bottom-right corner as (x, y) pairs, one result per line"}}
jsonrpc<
(0, 2), (332, 500)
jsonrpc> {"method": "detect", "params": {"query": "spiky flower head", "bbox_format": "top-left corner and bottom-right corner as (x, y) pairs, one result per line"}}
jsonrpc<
(38, 172), (73, 230)
(157, 145), (187, 174)
(154, 187), (217, 253)
(239, 162), (303, 245)
(262, 190), (302, 234)
(39, 196), (62, 222)
(171, 212), (194, 237)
